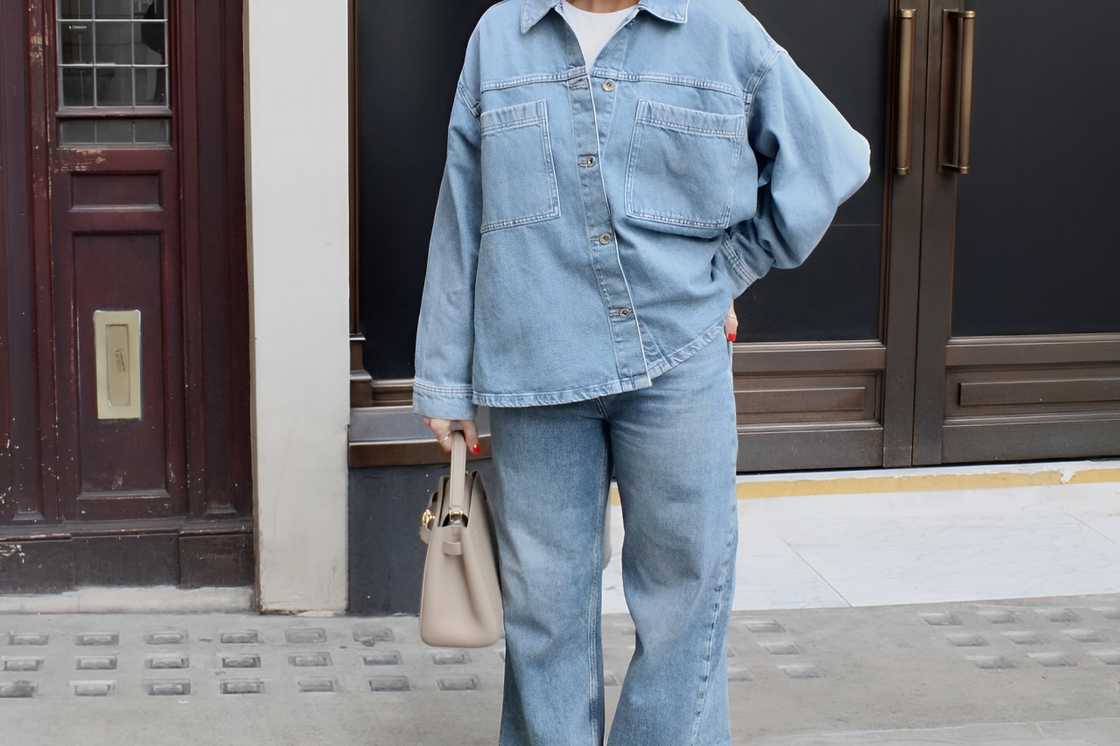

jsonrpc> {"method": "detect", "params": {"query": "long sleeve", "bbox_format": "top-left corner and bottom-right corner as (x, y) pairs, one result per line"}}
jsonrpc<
(411, 74), (483, 421)
(721, 44), (872, 295)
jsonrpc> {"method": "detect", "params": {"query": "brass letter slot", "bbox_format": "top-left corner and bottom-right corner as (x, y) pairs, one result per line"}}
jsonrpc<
(94, 309), (142, 420)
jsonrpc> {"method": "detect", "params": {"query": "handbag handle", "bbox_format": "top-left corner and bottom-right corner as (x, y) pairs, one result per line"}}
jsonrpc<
(446, 429), (468, 523)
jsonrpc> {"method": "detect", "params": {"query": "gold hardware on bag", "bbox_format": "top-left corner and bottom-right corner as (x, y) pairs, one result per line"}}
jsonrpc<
(420, 508), (435, 530)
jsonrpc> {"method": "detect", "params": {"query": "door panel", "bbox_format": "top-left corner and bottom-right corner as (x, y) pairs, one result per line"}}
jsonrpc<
(70, 229), (180, 518)
(741, 0), (887, 344)
(913, 0), (1120, 464)
(733, 0), (919, 470)
(950, 2), (1120, 337)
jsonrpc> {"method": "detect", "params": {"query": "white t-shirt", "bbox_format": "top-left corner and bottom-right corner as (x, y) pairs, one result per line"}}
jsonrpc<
(558, 1), (637, 67)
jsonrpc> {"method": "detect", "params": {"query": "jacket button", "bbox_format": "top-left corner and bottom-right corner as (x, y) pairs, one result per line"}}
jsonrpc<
(579, 155), (596, 168)
(602, 79), (616, 92)
(597, 232), (612, 245)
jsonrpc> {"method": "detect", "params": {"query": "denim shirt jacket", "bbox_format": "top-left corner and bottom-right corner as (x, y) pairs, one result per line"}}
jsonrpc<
(412, 0), (872, 421)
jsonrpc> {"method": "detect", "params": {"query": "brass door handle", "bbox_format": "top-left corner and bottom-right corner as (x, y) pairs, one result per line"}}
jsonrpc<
(941, 8), (977, 174)
(895, 9), (916, 176)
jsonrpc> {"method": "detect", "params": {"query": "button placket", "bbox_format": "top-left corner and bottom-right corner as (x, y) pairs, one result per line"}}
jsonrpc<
(563, 23), (650, 387)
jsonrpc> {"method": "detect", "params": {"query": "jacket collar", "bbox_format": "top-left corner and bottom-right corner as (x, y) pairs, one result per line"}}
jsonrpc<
(520, 0), (689, 34)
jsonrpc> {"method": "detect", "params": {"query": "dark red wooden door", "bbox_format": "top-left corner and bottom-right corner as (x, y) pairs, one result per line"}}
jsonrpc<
(0, 0), (253, 591)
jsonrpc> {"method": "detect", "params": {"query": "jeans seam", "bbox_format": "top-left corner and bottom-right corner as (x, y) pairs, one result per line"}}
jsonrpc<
(594, 395), (608, 419)
(688, 496), (738, 745)
(589, 442), (608, 746)
(588, 552), (596, 746)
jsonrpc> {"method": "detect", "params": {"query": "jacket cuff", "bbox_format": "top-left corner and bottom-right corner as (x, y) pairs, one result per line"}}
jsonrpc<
(412, 378), (477, 421)
(717, 231), (768, 297)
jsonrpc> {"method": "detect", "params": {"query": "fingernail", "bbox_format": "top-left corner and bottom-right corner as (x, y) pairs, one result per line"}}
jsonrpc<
(727, 333), (736, 342)
(471, 443), (481, 455)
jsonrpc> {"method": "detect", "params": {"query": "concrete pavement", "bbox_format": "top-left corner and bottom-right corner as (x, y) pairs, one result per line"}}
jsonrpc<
(3, 459), (1119, 744)
(2, 594), (1120, 744)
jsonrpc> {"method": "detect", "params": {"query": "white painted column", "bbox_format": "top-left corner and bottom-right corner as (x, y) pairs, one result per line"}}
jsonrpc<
(243, 0), (350, 612)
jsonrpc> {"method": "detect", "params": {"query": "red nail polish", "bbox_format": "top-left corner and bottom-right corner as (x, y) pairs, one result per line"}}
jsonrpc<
(727, 333), (736, 342)
(471, 443), (481, 455)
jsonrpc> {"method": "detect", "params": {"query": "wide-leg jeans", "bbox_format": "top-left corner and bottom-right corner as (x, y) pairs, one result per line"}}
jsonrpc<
(486, 334), (739, 746)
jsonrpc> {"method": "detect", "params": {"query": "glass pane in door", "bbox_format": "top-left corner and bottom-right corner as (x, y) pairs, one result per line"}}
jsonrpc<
(951, 0), (1120, 336)
(733, 0), (886, 343)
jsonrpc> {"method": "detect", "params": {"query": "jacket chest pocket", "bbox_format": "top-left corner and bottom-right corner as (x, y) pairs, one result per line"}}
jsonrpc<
(624, 98), (747, 236)
(479, 99), (561, 234)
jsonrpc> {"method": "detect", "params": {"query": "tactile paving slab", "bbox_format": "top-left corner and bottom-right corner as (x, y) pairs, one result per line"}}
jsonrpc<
(1, 592), (1118, 745)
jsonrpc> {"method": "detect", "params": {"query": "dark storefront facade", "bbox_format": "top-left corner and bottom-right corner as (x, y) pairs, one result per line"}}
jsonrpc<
(347, 0), (1119, 613)
(2, 0), (1116, 607)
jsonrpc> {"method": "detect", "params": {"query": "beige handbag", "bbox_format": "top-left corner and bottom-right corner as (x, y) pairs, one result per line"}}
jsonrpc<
(418, 430), (504, 647)
(418, 429), (613, 648)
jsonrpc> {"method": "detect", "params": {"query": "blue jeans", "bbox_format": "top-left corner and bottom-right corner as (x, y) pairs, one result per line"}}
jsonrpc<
(487, 334), (739, 746)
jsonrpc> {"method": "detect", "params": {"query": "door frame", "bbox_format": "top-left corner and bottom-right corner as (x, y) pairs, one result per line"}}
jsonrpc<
(881, 0), (930, 467)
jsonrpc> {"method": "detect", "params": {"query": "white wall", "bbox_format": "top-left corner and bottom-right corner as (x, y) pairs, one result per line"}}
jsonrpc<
(244, 0), (350, 612)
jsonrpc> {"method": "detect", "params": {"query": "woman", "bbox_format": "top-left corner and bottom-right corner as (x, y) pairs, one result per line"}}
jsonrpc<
(412, 0), (871, 743)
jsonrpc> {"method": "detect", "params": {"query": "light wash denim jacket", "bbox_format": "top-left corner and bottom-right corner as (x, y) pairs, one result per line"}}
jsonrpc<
(412, 0), (872, 420)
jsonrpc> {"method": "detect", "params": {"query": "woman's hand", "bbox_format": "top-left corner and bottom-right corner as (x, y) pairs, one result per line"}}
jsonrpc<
(724, 303), (738, 342)
(422, 416), (482, 456)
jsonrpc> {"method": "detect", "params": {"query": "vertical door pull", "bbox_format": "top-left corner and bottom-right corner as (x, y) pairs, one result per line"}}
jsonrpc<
(895, 9), (916, 175)
(942, 9), (977, 174)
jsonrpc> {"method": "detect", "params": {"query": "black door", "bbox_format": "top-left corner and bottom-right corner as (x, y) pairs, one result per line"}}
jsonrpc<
(911, 0), (1120, 464)
(731, 0), (922, 470)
